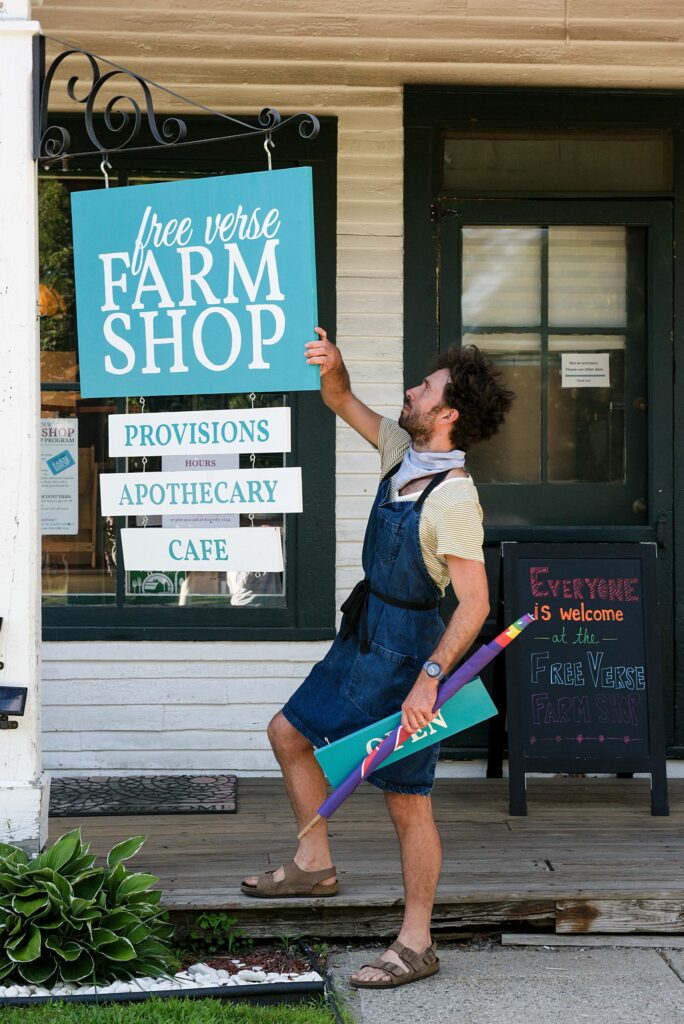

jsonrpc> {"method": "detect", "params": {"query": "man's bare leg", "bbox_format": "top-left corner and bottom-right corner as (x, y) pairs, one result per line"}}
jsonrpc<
(351, 792), (441, 982)
(242, 711), (336, 887)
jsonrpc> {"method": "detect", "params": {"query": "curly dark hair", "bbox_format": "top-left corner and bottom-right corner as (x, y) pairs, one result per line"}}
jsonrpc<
(431, 344), (515, 451)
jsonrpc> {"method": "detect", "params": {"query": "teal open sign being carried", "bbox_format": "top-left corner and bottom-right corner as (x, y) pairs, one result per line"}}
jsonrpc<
(71, 167), (319, 398)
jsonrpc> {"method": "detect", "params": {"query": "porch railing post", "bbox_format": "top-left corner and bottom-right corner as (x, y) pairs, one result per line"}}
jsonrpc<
(0, 1), (49, 852)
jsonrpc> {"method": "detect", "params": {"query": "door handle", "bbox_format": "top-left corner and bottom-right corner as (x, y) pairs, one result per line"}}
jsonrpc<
(656, 510), (670, 549)
(632, 498), (647, 515)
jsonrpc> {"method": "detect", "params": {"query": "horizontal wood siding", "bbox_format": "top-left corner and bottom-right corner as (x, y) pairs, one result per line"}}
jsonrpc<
(39, 0), (684, 774)
(43, 642), (330, 774)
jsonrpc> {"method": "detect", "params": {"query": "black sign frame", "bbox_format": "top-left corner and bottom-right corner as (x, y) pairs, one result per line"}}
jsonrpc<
(502, 542), (668, 816)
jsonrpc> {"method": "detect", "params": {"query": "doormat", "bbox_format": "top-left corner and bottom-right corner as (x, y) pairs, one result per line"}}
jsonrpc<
(49, 774), (238, 816)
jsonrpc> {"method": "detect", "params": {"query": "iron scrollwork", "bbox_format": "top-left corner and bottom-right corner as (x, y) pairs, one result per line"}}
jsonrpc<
(34, 34), (320, 165)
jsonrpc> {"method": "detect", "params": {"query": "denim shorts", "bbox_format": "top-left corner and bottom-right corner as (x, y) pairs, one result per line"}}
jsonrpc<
(282, 628), (441, 796)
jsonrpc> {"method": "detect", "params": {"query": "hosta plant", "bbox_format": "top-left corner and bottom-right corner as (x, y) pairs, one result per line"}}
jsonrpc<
(0, 829), (175, 988)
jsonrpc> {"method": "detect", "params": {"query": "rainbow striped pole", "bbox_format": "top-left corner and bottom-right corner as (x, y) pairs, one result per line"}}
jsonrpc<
(298, 612), (535, 838)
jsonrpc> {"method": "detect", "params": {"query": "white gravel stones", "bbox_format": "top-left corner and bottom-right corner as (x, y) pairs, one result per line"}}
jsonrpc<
(237, 969), (267, 982)
(0, 961), (322, 1001)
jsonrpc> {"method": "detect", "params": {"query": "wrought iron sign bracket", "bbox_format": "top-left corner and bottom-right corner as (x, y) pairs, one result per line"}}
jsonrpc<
(33, 33), (320, 168)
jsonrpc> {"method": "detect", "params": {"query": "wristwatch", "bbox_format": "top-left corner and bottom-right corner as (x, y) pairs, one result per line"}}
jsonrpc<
(422, 660), (445, 682)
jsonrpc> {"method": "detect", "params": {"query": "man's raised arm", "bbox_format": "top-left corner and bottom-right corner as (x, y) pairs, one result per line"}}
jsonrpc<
(305, 327), (383, 448)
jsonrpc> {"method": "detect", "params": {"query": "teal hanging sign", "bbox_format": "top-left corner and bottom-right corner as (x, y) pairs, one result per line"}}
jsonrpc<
(71, 167), (319, 398)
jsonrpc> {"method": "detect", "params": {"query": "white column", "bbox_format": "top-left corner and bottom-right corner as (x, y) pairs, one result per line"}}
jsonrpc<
(0, 2), (48, 853)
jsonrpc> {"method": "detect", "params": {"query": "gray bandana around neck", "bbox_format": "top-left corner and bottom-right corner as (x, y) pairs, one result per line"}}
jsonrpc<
(394, 446), (466, 492)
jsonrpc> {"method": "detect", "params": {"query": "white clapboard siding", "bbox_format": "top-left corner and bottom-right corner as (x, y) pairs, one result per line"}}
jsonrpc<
(39, 0), (683, 775)
(43, 643), (330, 775)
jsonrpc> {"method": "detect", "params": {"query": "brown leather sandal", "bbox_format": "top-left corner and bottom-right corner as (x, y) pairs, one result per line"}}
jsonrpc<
(350, 940), (439, 989)
(240, 860), (338, 898)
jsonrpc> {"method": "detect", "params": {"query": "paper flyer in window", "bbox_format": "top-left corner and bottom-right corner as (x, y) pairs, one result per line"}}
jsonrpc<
(40, 418), (79, 535)
(561, 352), (611, 388)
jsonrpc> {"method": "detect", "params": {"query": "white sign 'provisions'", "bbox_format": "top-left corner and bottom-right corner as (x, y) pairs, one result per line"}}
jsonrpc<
(561, 353), (611, 388)
(121, 527), (284, 572)
(100, 467), (302, 516)
(108, 407), (291, 457)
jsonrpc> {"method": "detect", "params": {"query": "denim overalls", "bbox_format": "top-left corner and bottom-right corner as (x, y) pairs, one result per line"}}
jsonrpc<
(282, 462), (449, 794)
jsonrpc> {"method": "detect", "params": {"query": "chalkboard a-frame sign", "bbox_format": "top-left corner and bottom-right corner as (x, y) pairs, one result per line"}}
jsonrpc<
(502, 543), (669, 816)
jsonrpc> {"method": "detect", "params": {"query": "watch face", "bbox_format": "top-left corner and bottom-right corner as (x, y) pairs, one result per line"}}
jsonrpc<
(425, 662), (441, 677)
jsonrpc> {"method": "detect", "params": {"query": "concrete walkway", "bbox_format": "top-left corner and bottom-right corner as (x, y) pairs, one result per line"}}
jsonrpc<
(330, 944), (684, 1024)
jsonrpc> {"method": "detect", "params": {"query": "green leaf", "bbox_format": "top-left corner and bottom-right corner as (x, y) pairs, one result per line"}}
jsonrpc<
(127, 922), (150, 944)
(7, 923), (41, 963)
(18, 955), (58, 985)
(99, 936), (136, 961)
(33, 910), (65, 931)
(134, 939), (169, 958)
(5, 914), (23, 937)
(44, 870), (73, 902)
(46, 936), (82, 961)
(62, 853), (97, 878)
(39, 829), (82, 873)
(91, 928), (119, 948)
(127, 888), (162, 906)
(107, 835), (146, 868)
(128, 960), (165, 977)
(105, 862), (126, 896)
(0, 960), (15, 981)
(70, 897), (103, 922)
(118, 873), (159, 899)
(0, 845), (28, 867)
(0, 872), (23, 892)
(59, 948), (94, 983)
(100, 909), (139, 931)
(12, 893), (50, 916)
(72, 870), (105, 901)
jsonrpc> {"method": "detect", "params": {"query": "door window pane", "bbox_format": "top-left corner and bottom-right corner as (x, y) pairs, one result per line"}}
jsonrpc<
(548, 336), (625, 483)
(462, 334), (541, 484)
(444, 132), (672, 193)
(462, 228), (541, 328)
(549, 227), (627, 328)
(455, 223), (641, 498)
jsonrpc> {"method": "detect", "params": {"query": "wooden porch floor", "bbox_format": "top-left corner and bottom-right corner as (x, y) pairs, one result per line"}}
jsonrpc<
(49, 777), (684, 938)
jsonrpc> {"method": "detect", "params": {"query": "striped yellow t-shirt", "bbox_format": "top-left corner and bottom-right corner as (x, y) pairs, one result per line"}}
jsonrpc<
(377, 418), (485, 594)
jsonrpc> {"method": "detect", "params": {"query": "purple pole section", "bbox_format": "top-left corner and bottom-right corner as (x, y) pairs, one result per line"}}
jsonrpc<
(317, 612), (535, 821)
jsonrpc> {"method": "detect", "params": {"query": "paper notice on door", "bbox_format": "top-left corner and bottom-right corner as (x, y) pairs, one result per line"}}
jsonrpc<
(561, 353), (610, 388)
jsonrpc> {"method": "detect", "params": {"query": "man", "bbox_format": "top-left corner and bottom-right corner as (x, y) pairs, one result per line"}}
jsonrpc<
(242, 328), (514, 988)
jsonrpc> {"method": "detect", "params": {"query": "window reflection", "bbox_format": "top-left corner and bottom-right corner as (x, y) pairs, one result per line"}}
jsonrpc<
(462, 335), (541, 484)
(548, 336), (625, 483)
(462, 227), (541, 328)
(458, 224), (631, 490)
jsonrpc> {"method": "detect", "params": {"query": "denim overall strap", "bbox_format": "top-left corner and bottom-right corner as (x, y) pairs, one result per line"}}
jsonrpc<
(339, 465), (449, 652)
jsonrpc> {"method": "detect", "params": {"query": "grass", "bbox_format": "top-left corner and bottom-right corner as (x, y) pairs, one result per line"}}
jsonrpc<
(0, 997), (337, 1024)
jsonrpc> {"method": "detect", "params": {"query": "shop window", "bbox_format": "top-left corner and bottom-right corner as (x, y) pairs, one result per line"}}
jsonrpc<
(39, 120), (336, 640)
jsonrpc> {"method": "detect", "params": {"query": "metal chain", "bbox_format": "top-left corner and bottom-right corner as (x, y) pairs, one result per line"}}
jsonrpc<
(248, 392), (262, 576)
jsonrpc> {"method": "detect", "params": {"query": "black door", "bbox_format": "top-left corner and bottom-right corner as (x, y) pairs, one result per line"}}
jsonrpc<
(436, 199), (674, 755)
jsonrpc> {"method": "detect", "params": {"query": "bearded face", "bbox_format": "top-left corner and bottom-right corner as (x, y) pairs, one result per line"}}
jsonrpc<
(398, 401), (444, 446)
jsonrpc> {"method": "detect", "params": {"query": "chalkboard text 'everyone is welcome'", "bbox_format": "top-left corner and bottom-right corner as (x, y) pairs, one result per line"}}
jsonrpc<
(516, 557), (649, 751)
